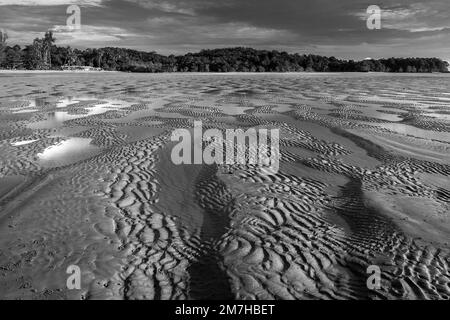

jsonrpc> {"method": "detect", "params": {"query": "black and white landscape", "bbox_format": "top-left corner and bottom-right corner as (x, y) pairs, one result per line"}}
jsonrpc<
(0, 0), (449, 301)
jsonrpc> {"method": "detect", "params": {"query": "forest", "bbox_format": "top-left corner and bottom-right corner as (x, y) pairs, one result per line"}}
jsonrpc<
(0, 31), (448, 73)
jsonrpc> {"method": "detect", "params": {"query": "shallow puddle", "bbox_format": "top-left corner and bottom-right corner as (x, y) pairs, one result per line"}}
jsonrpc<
(37, 137), (100, 167)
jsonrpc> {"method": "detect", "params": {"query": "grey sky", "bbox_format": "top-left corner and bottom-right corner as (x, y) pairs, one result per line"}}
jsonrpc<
(0, 0), (449, 61)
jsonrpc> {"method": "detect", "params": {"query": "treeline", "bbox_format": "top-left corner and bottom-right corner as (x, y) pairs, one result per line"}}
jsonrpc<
(1, 31), (449, 73)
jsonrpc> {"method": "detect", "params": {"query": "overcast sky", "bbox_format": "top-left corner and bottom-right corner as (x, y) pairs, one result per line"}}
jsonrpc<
(0, 0), (449, 61)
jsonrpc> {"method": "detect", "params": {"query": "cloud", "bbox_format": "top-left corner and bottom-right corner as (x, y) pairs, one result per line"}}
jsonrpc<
(51, 25), (131, 43)
(0, 0), (449, 61)
(354, 2), (450, 33)
(0, 0), (103, 6)
(124, 0), (195, 15)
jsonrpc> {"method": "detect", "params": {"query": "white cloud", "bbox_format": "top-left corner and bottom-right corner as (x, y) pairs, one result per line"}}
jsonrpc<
(354, 3), (450, 33)
(50, 24), (127, 42)
(409, 27), (446, 33)
(144, 16), (294, 44)
(0, 0), (103, 6)
(125, 0), (195, 15)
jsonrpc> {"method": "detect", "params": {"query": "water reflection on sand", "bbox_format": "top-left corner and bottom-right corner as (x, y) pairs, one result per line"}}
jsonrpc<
(37, 137), (100, 167)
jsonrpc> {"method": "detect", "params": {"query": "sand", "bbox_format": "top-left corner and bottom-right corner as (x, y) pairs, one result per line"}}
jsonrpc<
(0, 72), (449, 300)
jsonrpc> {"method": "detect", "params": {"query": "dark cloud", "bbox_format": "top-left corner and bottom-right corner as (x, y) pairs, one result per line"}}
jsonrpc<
(0, 0), (449, 60)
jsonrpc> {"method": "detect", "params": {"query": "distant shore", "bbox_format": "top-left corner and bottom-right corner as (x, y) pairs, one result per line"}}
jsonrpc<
(0, 70), (116, 74)
(0, 70), (448, 75)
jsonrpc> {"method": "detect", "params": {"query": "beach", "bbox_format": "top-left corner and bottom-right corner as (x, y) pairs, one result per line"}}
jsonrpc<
(0, 72), (449, 300)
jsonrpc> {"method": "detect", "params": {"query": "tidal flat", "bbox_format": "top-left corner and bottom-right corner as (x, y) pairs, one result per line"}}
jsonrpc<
(0, 72), (449, 300)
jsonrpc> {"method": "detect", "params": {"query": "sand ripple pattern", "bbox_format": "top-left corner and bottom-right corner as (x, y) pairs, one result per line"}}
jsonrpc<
(0, 73), (449, 300)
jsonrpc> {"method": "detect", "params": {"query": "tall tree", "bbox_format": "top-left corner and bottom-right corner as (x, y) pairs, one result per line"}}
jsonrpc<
(43, 31), (55, 68)
(0, 30), (8, 66)
(65, 47), (78, 66)
(24, 39), (43, 69)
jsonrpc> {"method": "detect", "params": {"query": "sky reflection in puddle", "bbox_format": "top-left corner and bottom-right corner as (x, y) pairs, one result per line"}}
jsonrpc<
(29, 96), (134, 129)
(37, 137), (100, 167)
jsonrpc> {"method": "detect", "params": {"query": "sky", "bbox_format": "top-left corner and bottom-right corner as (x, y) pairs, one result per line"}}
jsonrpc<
(0, 0), (449, 61)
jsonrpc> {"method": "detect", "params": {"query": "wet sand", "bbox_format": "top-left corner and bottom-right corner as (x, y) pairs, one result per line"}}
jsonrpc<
(0, 72), (449, 300)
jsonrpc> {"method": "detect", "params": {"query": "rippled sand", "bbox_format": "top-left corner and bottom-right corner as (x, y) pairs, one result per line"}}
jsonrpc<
(0, 73), (449, 300)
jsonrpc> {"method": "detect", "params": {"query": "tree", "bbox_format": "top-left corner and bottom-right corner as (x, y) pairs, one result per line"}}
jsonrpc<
(1, 37), (449, 73)
(23, 31), (56, 70)
(0, 30), (7, 66)
(25, 38), (45, 69)
(4, 45), (23, 69)
(65, 47), (78, 66)
(43, 31), (56, 68)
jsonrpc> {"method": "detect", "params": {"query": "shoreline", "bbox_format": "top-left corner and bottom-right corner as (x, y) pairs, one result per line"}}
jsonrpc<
(0, 70), (117, 74)
(0, 70), (341, 77)
(0, 70), (448, 75)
